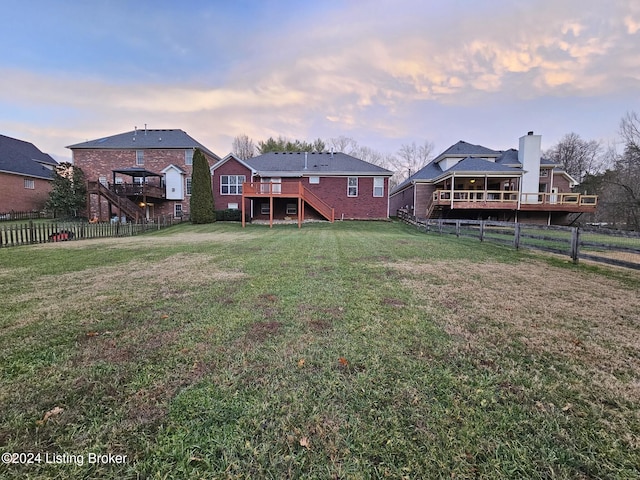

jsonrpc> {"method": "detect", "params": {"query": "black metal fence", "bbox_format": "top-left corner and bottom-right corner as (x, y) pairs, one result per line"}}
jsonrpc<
(398, 210), (640, 270)
(0, 215), (183, 248)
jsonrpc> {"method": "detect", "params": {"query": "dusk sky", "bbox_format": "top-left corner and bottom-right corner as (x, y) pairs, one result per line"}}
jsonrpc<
(1, 0), (639, 163)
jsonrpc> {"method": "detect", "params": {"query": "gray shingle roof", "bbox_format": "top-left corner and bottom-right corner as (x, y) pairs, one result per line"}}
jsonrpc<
(446, 157), (522, 174)
(66, 129), (219, 159)
(245, 152), (392, 176)
(0, 134), (57, 179)
(439, 140), (500, 157)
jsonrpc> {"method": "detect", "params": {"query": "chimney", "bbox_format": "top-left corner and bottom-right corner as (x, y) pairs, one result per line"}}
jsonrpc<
(518, 131), (541, 203)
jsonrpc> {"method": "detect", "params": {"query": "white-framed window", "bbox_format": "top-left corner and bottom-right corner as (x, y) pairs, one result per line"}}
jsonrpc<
(373, 177), (384, 197)
(228, 203), (239, 210)
(309, 176), (320, 184)
(115, 177), (124, 184)
(348, 177), (358, 197)
(540, 169), (549, 177)
(175, 204), (183, 217)
(186, 178), (192, 195)
(136, 150), (144, 165)
(24, 178), (35, 189)
(221, 175), (246, 195)
(286, 203), (297, 215)
(99, 176), (108, 186)
(185, 149), (194, 165)
(261, 203), (270, 214)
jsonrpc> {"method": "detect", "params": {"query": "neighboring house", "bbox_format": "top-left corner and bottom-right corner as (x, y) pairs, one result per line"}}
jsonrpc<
(0, 134), (58, 213)
(389, 132), (598, 225)
(68, 128), (220, 222)
(211, 151), (393, 227)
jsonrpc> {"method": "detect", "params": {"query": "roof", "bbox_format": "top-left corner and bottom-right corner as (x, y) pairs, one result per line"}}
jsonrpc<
(244, 151), (393, 176)
(438, 140), (500, 158)
(0, 134), (57, 180)
(391, 140), (527, 195)
(112, 167), (162, 177)
(445, 157), (521, 174)
(66, 129), (220, 160)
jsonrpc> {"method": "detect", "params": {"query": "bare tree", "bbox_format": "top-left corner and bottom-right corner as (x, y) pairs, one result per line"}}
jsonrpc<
(388, 141), (435, 182)
(545, 133), (602, 181)
(327, 135), (358, 153)
(232, 134), (256, 160)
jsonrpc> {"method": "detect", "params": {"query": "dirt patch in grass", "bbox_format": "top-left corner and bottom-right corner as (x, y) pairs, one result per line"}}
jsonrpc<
(386, 259), (640, 402)
(244, 321), (283, 342)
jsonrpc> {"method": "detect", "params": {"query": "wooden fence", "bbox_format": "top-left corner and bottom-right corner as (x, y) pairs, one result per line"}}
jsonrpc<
(0, 216), (183, 248)
(397, 209), (640, 270)
(0, 210), (52, 222)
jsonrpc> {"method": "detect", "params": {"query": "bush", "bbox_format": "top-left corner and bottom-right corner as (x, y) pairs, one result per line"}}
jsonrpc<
(215, 209), (243, 222)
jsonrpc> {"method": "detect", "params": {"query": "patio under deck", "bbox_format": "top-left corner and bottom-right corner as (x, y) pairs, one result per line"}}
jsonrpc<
(241, 182), (335, 228)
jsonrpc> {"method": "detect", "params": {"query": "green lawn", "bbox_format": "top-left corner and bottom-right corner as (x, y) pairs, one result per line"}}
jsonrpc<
(1, 221), (639, 479)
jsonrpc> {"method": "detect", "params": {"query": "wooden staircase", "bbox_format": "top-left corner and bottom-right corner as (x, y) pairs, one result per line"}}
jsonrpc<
(87, 181), (146, 222)
(301, 186), (334, 222)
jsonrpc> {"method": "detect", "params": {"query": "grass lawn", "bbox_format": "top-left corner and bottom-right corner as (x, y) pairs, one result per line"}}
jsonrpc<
(1, 220), (639, 479)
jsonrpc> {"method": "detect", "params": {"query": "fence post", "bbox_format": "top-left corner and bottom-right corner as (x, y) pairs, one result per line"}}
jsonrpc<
(479, 221), (484, 242)
(514, 223), (521, 250)
(570, 227), (580, 263)
(455, 220), (460, 237)
(438, 218), (443, 234)
(29, 220), (34, 244)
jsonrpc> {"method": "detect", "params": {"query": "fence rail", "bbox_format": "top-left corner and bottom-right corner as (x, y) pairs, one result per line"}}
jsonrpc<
(397, 209), (640, 270)
(0, 210), (52, 222)
(0, 215), (183, 248)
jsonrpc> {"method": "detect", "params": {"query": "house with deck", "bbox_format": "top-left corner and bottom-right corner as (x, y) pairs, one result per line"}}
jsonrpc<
(68, 128), (220, 222)
(389, 132), (598, 225)
(0, 134), (58, 214)
(211, 151), (393, 227)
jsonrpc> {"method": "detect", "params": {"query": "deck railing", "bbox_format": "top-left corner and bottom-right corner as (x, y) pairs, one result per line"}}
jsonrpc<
(433, 190), (597, 207)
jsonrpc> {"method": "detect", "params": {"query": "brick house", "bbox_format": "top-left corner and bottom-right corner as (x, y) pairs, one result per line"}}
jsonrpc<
(0, 134), (58, 214)
(68, 128), (219, 221)
(389, 132), (598, 225)
(211, 151), (393, 227)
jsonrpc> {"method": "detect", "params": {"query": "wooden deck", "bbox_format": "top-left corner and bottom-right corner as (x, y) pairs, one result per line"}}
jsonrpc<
(432, 190), (597, 213)
(241, 182), (335, 228)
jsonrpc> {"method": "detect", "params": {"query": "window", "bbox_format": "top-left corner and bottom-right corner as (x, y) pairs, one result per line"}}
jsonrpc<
(136, 150), (144, 165)
(348, 177), (358, 197)
(186, 178), (192, 195)
(286, 203), (297, 215)
(99, 176), (108, 186)
(261, 203), (270, 214)
(175, 204), (183, 217)
(24, 178), (35, 189)
(228, 203), (239, 210)
(221, 175), (246, 195)
(185, 149), (194, 165)
(309, 176), (320, 184)
(540, 169), (548, 177)
(373, 177), (384, 197)
(115, 177), (124, 184)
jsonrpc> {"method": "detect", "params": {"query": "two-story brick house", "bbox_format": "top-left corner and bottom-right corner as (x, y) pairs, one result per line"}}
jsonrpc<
(0, 134), (58, 214)
(389, 132), (598, 225)
(68, 128), (220, 221)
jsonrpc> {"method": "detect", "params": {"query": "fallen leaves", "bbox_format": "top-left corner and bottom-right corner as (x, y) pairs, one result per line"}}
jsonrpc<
(299, 437), (310, 449)
(36, 406), (64, 425)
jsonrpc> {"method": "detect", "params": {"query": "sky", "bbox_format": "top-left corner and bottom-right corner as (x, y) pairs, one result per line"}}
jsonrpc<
(1, 0), (639, 163)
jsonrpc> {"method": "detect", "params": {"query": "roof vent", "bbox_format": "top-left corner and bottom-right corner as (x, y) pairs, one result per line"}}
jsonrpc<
(528, 131), (534, 135)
